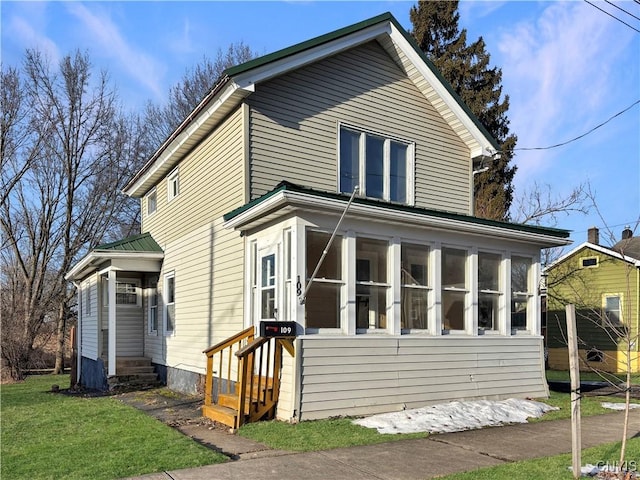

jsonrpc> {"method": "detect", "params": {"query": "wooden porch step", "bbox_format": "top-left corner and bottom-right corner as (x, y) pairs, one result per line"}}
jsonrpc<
(202, 404), (238, 429)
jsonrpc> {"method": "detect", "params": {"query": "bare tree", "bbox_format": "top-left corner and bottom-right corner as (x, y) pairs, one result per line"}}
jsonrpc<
(144, 41), (258, 150)
(0, 50), (141, 379)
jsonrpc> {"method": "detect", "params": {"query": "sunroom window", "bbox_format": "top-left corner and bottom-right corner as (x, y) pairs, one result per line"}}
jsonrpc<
(305, 231), (343, 329)
(441, 247), (468, 332)
(356, 238), (389, 330)
(511, 256), (532, 331)
(401, 243), (430, 330)
(478, 252), (501, 331)
(339, 125), (413, 204)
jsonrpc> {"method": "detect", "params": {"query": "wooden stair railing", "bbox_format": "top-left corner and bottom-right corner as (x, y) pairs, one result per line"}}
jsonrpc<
(202, 327), (294, 431)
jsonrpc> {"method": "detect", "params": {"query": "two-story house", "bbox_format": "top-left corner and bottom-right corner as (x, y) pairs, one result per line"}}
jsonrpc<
(546, 226), (640, 373)
(67, 12), (571, 427)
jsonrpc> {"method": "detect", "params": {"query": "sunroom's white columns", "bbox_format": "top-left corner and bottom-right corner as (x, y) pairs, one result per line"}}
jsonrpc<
(107, 269), (117, 376)
(389, 237), (402, 335)
(344, 230), (356, 336)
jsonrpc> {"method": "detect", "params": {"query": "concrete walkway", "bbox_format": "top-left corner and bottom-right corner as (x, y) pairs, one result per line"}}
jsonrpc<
(125, 409), (640, 480)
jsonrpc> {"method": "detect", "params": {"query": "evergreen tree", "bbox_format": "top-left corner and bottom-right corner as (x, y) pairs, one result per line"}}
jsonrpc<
(410, 0), (517, 220)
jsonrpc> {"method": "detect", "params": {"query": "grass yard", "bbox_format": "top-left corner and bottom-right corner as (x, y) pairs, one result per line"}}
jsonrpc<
(1, 375), (226, 480)
(436, 438), (640, 480)
(546, 369), (640, 384)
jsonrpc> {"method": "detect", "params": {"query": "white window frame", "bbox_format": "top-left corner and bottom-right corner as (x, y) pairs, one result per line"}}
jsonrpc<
(510, 255), (534, 334)
(102, 278), (141, 307)
(477, 251), (503, 333)
(602, 293), (623, 326)
(400, 242), (431, 332)
(146, 188), (157, 216)
(164, 272), (175, 335)
(167, 168), (179, 202)
(355, 237), (391, 333)
(338, 123), (415, 205)
(441, 246), (469, 334)
(148, 278), (158, 335)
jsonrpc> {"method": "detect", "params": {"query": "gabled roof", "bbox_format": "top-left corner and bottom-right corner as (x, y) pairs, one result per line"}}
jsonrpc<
(123, 12), (499, 198)
(223, 181), (571, 248)
(545, 241), (640, 271)
(66, 233), (164, 281)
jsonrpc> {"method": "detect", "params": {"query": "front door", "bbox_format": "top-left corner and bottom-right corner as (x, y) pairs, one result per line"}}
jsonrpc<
(258, 247), (278, 326)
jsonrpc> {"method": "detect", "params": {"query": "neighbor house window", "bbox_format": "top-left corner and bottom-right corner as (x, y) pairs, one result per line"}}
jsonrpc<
(339, 125), (414, 204)
(401, 243), (430, 330)
(441, 247), (468, 332)
(356, 238), (389, 330)
(603, 294), (622, 325)
(164, 272), (175, 334)
(478, 252), (502, 331)
(167, 169), (179, 202)
(581, 256), (598, 268)
(147, 188), (157, 215)
(148, 279), (158, 334)
(305, 230), (343, 329)
(511, 256), (532, 331)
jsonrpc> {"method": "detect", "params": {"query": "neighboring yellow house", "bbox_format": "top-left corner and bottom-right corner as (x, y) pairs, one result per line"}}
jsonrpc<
(546, 226), (640, 373)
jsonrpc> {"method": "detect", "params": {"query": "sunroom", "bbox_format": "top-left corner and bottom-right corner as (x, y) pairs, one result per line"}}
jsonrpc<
(222, 182), (571, 421)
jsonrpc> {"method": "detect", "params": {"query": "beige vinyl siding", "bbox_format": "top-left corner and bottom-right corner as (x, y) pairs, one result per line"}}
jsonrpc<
(248, 41), (471, 214)
(80, 274), (99, 360)
(275, 353), (296, 421)
(139, 106), (247, 373)
(297, 336), (547, 420)
(142, 107), (246, 246)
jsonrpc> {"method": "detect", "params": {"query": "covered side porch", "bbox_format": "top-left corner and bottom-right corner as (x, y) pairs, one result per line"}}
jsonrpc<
(66, 233), (164, 389)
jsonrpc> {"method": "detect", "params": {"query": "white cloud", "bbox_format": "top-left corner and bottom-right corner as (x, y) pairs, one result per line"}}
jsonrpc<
(3, 4), (60, 63)
(65, 3), (166, 101)
(497, 1), (635, 187)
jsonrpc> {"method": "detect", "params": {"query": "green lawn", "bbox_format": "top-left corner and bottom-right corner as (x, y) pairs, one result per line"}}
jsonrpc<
(437, 438), (640, 480)
(1, 375), (227, 480)
(546, 369), (640, 384)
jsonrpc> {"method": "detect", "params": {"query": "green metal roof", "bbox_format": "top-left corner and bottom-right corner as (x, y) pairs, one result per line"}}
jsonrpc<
(94, 232), (163, 252)
(224, 12), (499, 151)
(223, 181), (571, 239)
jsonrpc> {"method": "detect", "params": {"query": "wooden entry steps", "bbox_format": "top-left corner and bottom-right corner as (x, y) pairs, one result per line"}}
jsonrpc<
(106, 356), (161, 390)
(202, 328), (294, 431)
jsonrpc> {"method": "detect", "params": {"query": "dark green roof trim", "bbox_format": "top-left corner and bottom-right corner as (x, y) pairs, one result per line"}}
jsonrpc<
(94, 232), (163, 252)
(224, 12), (499, 151)
(224, 181), (570, 239)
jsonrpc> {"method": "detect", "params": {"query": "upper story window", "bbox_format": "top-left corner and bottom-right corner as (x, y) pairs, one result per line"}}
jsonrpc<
(167, 168), (179, 202)
(339, 125), (414, 204)
(580, 256), (598, 268)
(146, 188), (157, 215)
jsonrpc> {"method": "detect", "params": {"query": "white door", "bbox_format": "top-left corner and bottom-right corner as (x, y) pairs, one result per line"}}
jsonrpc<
(258, 247), (278, 326)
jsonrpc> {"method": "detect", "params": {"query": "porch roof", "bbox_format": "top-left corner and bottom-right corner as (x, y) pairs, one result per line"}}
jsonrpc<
(223, 181), (572, 248)
(66, 233), (164, 282)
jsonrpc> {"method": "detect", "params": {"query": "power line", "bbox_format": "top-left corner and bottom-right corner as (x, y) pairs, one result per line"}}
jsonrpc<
(515, 99), (640, 151)
(584, 0), (640, 33)
(605, 0), (640, 22)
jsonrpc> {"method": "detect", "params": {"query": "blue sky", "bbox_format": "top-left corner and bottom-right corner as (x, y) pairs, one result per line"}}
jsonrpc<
(2, 1), (639, 247)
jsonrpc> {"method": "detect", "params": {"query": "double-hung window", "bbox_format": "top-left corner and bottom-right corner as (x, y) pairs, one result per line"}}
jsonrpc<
(305, 230), (343, 329)
(147, 188), (157, 215)
(603, 294), (622, 326)
(148, 279), (158, 334)
(339, 125), (414, 204)
(441, 247), (468, 332)
(478, 252), (502, 331)
(356, 238), (389, 330)
(164, 272), (175, 335)
(511, 256), (532, 331)
(401, 243), (430, 330)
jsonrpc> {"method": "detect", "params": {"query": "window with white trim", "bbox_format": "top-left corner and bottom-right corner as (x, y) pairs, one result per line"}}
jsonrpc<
(147, 188), (157, 215)
(102, 279), (141, 306)
(339, 125), (414, 204)
(356, 238), (389, 330)
(164, 272), (175, 334)
(84, 280), (91, 315)
(305, 230), (343, 329)
(478, 252), (502, 331)
(401, 243), (430, 330)
(511, 256), (532, 331)
(603, 294), (622, 326)
(148, 278), (158, 334)
(441, 247), (468, 332)
(167, 169), (179, 202)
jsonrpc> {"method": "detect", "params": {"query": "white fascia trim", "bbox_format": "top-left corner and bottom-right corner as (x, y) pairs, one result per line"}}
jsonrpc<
(388, 24), (495, 158)
(232, 23), (392, 89)
(545, 242), (640, 271)
(124, 82), (253, 197)
(223, 191), (571, 248)
(66, 251), (165, 281)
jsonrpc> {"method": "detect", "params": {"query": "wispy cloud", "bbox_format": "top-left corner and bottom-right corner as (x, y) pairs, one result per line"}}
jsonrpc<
(66, 3), (166, 101)
(167, 17), (195, 55)
(3, 4), (60, 63)
(497, 1), (634, 186)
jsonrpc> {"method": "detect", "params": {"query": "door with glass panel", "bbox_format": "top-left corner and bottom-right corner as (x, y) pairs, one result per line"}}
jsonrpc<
(258, 248), (278, 325)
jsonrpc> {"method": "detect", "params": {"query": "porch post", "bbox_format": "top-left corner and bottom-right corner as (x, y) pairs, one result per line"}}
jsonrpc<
(108, 269), (117, 376)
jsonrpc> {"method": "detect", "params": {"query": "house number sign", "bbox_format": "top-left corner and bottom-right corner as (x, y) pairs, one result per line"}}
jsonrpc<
(260, 321), (298, 338)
